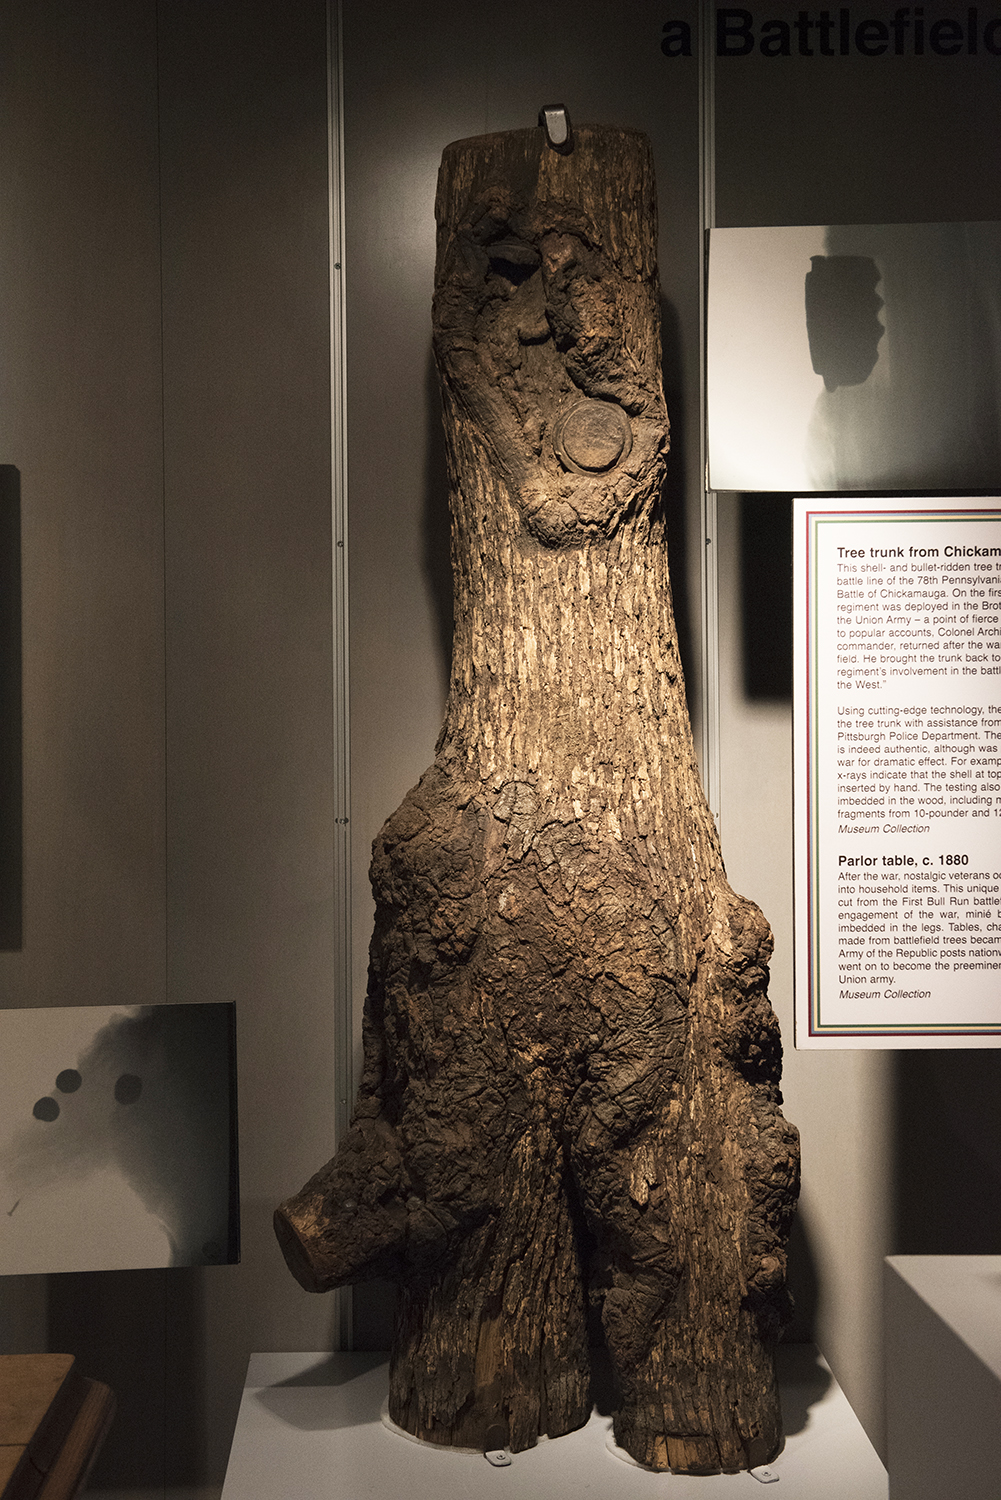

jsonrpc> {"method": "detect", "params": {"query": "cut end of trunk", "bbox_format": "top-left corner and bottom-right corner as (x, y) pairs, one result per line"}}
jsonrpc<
(614, 1397), (784, 1474)
(273, 1203), (334, 1294)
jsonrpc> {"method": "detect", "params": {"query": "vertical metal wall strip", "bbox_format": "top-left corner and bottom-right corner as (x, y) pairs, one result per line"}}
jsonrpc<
(327, 0), (353, 1352)
(698, 0), (721, 823)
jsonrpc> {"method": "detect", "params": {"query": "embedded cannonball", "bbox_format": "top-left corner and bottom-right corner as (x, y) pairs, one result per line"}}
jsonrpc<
(553, 400), (631, 474)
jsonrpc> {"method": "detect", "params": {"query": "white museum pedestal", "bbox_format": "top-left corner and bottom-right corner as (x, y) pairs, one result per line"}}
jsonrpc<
(885, 1255), (1001, 1500)
(220, 1345), (886, 1500)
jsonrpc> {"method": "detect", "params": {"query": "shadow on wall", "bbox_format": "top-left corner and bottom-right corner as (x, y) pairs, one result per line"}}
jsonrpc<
(47, 1266), (207, 1488)
(423, 352), (454, 693)
(808, 222), (1001, 491)
(783, 1209), (820, 1349)
(659, 296), (697, 701)
(734, 492), (820, 1352)
(0, 467), (22, 951)
(893, 1050), (1001, 1254)
(739, 493), (793, 702)
(804, 254), (884, 393)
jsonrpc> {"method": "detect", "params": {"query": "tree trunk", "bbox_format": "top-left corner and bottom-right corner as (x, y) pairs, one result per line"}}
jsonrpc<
(275, 124), (800, 1475)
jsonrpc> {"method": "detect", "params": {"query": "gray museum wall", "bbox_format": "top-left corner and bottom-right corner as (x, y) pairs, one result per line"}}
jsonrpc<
(0, 0), (999, 1491)
(0, 0), (340, 1488)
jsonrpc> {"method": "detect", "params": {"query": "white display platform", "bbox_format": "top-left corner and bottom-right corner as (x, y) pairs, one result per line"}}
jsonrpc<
(885, 1255), (1001, 1500)
(221, 1345), (886, 1500)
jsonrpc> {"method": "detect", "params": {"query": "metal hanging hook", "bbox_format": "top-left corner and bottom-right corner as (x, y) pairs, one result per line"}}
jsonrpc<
(538, 104), (573, 153)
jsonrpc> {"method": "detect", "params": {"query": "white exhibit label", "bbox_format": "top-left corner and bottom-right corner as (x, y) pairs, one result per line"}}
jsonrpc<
(793, 496), (1001, 1047)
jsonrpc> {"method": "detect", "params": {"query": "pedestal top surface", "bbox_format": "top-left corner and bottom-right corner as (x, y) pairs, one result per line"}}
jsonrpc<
(222, 1345), (886, 1500)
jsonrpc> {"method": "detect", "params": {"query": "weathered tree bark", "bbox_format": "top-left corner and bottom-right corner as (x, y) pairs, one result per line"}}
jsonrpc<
(276, 124), (799, 1475)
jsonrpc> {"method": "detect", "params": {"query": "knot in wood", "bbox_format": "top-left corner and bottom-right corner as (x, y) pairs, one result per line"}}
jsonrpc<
(553, 399), (631, 475)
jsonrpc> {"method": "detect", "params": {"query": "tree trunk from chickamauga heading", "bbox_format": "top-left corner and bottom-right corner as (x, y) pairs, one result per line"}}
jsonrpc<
(275, 123), (800, 1475)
